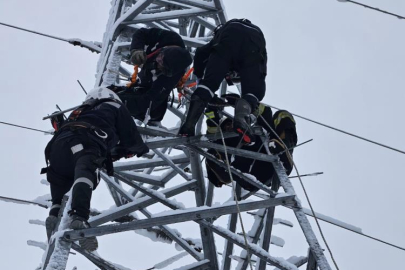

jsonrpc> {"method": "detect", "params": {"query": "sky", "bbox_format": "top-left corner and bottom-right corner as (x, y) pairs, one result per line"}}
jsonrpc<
(0, 0), (404, 269)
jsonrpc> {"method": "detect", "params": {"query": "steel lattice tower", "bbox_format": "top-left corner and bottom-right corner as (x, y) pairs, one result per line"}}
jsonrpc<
(40, 1), (332, 269)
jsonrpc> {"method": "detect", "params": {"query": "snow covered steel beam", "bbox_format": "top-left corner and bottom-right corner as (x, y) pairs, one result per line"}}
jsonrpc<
(117, 171), (166, 187)
(152, 149), (191, 180)
(171, 0), (216, 10)
(112, 0), (155, 37)
(192, 16), (217, 30)
(113, 155), (189, 171)
(212, 0), (227, 23)
(137, 126), (177, 137)
(71, 243), (124, 270)
(189, 148), (219, 269)
(64, 195), (295, 240)
(143, 132), (238, 149)
(236, 209), (266, 270)
(205, 223), (297, 270)
(173, 259), (211, 270)
(257, 208), (276, 270)
(89, 180), (197, 226)
(123, 8), (218, 25)
(272, 159), (331, 270)
(141, 209), (204, 261)
(222, 194), (239, 270)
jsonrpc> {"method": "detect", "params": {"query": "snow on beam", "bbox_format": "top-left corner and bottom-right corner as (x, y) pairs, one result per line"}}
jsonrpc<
(273, 256), (308, 270)
(64, 195), (295, 241)
(171, 0), (216, 10)
(221, 191), (239, 270)
(43, 196), (72, 270)
(155, 0), (198, 10)
(114, 154), (189, 171)
(272, 161), (331, 270)
(112, 0), (155, 37)
(173, 259), (211, 270)
(123, 8), (218, 25)
(152, 149), (191, 180)
(144, 132), (238, 149)
(212, 0), (227, 23)
(192, 16), (217, 30)
(89, 180), (197, 227)
(71, 243), (125, 270)
(141, 209), (203, 261)
(138, 126), (177, 137)
(236, 208), (266, 270)
(117, 171), (166, 187)
(301, 207), (362, 233)
(206, 223), (298, 270)
(112, 172), (186, 209)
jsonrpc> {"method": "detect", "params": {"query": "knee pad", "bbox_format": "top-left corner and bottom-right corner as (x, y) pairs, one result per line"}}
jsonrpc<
(75, 155), (100, 190)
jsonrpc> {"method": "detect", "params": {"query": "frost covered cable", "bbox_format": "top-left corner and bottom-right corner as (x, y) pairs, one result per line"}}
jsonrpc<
(259, 115), (340, 270)
(289, 172), (323, 179)
(0, 195), (48, 209)
(267, 104), (405, 155)
(338, 0), (405, 20)
(0, 21), (69, 42)
(0, 120), (53, 134)
(212, 120), (254, 270)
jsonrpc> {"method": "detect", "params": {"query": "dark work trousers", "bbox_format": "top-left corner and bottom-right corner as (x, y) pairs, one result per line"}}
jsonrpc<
(46, 132), (104, 220)
(206, 139), (275, 191)
(118, 87), (169, 122)
(194, 23), (267, 109)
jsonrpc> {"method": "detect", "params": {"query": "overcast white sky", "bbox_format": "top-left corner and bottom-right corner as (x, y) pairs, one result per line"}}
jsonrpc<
(0, 0), (404, 269)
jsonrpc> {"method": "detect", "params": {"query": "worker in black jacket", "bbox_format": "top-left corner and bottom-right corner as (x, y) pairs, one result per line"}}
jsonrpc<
(179, 19), (267, 145)
(44, 87), (149, 251)
(204, 95), (297, 191)
(115, 28), (192, 126)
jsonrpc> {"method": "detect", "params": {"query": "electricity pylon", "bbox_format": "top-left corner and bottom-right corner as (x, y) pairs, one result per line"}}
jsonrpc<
(40, 1), (332, 270)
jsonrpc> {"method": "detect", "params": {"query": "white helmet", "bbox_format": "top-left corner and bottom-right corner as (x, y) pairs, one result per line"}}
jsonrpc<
(85, 87), (121, 102)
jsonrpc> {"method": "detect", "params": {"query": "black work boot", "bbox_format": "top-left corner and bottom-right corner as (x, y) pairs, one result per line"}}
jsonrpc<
(45, 215), (58, 241)
(233, 98), (255, 145)
(69, 215), (98, 252)
(178, 95), (207, 137)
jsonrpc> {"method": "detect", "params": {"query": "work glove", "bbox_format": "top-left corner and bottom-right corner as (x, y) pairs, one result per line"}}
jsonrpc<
(130, 50), (147, 65)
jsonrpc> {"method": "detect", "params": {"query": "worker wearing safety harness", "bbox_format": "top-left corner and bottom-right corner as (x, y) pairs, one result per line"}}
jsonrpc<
(204, 94), (297, 191)
(179, 19), (267, 145)
(114, 28), (192, 126)
(43, 87), (149, 251)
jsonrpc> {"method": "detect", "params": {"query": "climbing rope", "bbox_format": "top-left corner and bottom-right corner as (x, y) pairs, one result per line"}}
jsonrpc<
(215, 123), (255, 270)
(203, 109), (257, 269)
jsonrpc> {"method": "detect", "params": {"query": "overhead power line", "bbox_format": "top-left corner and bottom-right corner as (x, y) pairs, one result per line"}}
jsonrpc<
(267, 104), (405, 155)
(337, 0), (405, 20)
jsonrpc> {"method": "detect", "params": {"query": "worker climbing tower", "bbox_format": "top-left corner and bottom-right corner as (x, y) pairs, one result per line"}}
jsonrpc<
(39, 1), (333, 269)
